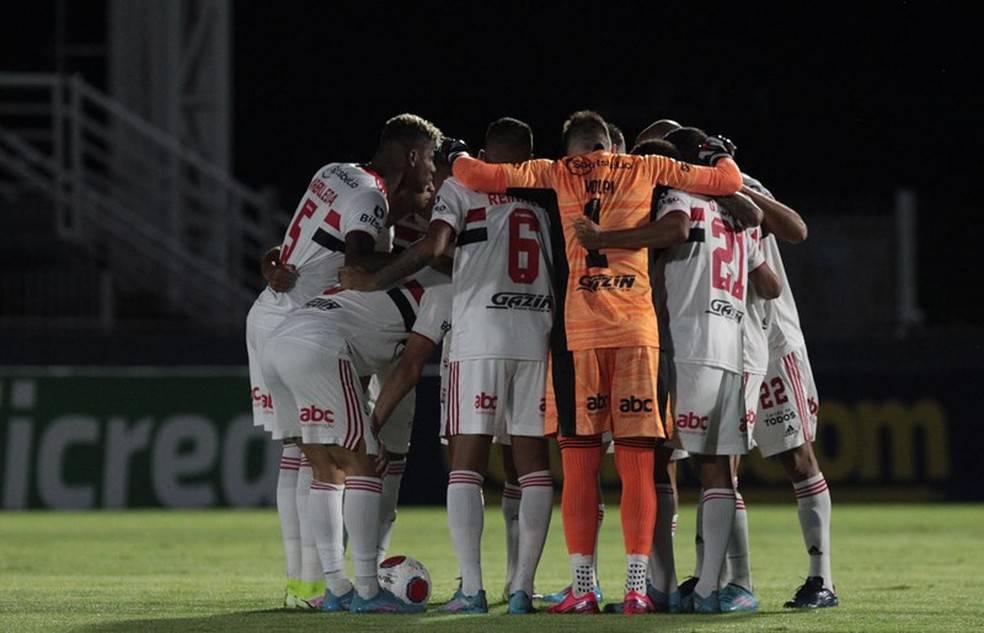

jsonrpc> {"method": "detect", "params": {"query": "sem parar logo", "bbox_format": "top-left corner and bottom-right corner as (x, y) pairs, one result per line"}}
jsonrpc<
(577, 274), (636, 292)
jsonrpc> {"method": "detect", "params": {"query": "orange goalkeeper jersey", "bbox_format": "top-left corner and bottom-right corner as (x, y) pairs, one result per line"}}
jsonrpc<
(452, 151), (742, 351)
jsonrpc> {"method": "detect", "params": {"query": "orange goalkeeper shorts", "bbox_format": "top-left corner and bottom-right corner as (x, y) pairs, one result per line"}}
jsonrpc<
(545, 346), (673, 439)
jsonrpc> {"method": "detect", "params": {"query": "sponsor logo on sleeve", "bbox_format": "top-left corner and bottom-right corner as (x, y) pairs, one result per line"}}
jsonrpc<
(325, 164), (360, 188)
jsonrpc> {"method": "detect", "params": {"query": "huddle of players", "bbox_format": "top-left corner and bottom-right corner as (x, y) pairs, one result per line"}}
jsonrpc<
(246, 110), (837, 615)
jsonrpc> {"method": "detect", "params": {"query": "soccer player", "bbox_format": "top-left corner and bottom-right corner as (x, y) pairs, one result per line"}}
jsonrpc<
(739, 177), (838, 609)
(342, 117), (555, 615)
(607, 121), (627, 154)
(245, 114), (441, 608)
(446, 110), (744, 614)
(261, 270), (451, 614)
(573, 129), (780, 613)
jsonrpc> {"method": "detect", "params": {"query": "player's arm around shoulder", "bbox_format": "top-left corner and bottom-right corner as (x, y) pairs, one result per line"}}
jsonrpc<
(451, 154), (553, 192)
(746, 226), (781, 299)
(340, 184), (458, 292)
(750, 261), (782, 300)
(741, 182), (808, 243)
(371, 333), (438, 438)
(572, 189), (690, 251)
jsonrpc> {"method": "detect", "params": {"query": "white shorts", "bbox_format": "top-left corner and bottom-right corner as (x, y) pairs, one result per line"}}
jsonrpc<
(751, 346), (819, 458)
(444, 359), (546, 442)
(245, 303), (286, 431)
(367, 368), (416, 455)
(669, 362), (748, 456)
(261, 338), (378, 454)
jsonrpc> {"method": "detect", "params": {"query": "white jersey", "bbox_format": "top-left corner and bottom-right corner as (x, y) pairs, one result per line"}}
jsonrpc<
(742, 226), (770, 375)
(255, 163), (389, 313)
(657, 189), (765, 374)
(761, 234), (806, 355)
(430, 177), (553, 362)
(742, 173), (808, 357)
(270, 269), (450, 377)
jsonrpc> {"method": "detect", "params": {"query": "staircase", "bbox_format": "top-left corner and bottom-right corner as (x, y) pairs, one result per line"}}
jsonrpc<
(0, 72), (284, 331)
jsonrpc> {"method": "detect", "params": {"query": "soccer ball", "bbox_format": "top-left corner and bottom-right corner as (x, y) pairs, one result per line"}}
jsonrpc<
(378, 555), (431, 606)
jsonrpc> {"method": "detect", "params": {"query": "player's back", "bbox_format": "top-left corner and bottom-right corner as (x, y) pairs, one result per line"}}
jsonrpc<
(258, 163), (388, 312)
(544, 151), (668, 351)
(272, 268), (449, 376)
(430, 178), (553, 361)
(659, 189), (763, 374)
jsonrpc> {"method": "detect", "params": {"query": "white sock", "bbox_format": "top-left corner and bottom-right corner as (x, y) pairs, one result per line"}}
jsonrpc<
(502, 483), (521, 591)
(569, 553), (596, 597)
(309, 480), (351, 596)
(626, 554), (648, 594)
(693, 490), (704, 577)
(276, 446), (301, 585)
(650, 483), (677, 594)
(296, 458), (323, 588)
(344, 476), (383, 599)
(695, 488), (736, 598)
(794, 473), (833, 590)
(511, 470), (552, 595)
(447, 470), (485, 596)
(594, 501), (605, 578)
(721, 491), (751, 591)
(377, 458), (405, 565)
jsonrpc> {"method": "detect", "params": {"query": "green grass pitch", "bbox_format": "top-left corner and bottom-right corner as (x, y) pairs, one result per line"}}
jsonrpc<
(1, 504), (982, 632)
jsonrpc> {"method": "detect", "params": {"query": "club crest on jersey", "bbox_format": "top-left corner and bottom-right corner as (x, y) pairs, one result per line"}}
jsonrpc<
(706, 298), (744, 323)
(577, 274), (636, 292)
(306, 297), (342, 311)
(487, 292), (552, 312)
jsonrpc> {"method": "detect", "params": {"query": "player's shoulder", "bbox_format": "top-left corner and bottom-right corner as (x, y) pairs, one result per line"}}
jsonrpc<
(658, 187), (698, 209)
(741, 172), (775, 200)
(318, 163), (386, 195)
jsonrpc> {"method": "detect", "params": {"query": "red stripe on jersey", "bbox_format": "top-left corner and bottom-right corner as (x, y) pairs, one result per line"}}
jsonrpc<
(690, 207), (706, 222)
(324, 210), (341, 230)
(323, 285), (344, 295)
(465, 207), (486, 224)
(403, 279), (425, 305)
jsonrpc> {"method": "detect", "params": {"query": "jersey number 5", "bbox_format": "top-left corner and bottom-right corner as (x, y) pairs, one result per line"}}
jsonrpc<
(281, 198), (318, 263)
(508, 208), (540, 283)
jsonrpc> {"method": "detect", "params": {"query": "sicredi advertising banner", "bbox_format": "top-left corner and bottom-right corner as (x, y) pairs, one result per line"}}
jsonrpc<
(0, 365), (971, 509)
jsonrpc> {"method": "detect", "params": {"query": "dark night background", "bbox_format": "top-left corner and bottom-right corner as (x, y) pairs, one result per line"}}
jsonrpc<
(2, 1), (980, 326)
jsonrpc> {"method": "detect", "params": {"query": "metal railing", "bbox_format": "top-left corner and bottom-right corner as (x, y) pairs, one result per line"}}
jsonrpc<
(0, 72), (284, 330)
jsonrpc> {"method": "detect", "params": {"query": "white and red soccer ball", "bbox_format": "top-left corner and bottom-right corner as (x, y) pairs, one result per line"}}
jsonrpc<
(378, 555), (431, 606)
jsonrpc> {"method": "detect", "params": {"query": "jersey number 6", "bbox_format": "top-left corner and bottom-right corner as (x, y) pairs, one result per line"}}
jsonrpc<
(508, 208), (541, 283)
